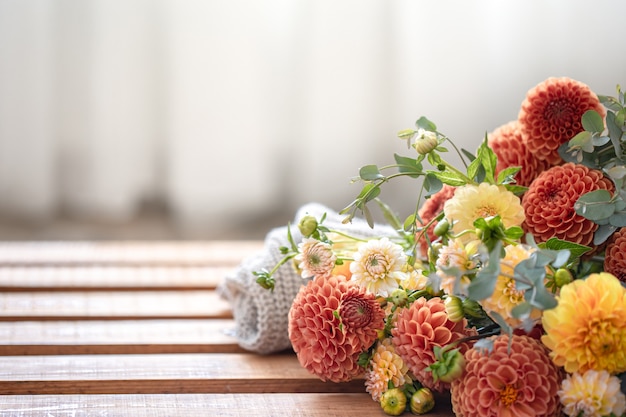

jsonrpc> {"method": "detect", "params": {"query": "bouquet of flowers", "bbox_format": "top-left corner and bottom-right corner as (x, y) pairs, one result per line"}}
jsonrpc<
(254, 77), (626, 417)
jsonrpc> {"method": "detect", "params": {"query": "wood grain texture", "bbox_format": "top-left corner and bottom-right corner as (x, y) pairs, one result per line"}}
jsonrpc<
(0, 265), (231, 291)
(0, 393), (454, 417)
(0, 353), (365, 394)
(0, 291), (232, 320)
(0, 319), (247, 355)
(0, 241), (263, 266)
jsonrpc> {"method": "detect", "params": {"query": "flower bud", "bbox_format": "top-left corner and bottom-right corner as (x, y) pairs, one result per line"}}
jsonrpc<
(389, 288), (409, 307)
(298, 215), (318, 237)
(554, 268), (573, 288)
(380, 387), (407, 416)
(444, 295), (464, 322)
(413, 130), (439, 155)
(409, 387), (435, 415)
(433, 219), (450, 237)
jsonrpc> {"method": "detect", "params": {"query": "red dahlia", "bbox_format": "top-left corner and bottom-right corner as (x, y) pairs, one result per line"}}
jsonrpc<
(604, 228), (626, 282)
(488, 120), (552, 187)
(521, 162), (613, 247)
(518, 77), (605, 165)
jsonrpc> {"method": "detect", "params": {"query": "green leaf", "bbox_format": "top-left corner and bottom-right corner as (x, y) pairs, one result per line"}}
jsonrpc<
(428, 170), (467, 187)
(423, 173), (443, 195)
(511, 302), (532, 319)
(592, 135), (611, 147)
(403, 213), (416, 232)
(569, 131), (594, 153)
(540, 238), (591, 259)
(504, 226), (524, 240)
(394, 153), (423, 177)
(415, 116), (437, 132)
(357, 182), (381, 203)
(599, 94), (623, 112)
(581, 109), (605, 134)
(496, 166), (521, 184)
(359, 165), (384, 181)
(574, 189), (615, 220)
(606, 112), (623, 156)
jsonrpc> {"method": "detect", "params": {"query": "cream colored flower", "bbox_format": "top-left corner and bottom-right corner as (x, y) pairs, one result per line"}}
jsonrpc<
(481, 244), (542, 327)
(435, 238), (477, 295)
(399, 268), (429, 291)
(295, 238), (336, 279)
(349, 237), (406, 296)
(443, 183), (525, 242)
(558, 370), (626, 417)
(365, 338), (412, 402)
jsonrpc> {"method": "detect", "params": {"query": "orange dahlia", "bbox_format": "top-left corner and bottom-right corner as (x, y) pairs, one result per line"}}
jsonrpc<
(288, 274), (385, 382)
(521, 162), (613, 247)
(604, 227), (626, 282)
(451, 334), (562, 417)
(518, 77), (605, 165)
(488, 120), (552, 187)
(391, 296), (474, 392)
(416, 185), (456, 256)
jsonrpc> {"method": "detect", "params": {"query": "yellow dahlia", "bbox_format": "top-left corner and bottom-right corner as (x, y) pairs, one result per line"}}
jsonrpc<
(365, 338), (413, 402)
(480, 244), (542, 327)
(558, 370), (626, 417)
(350, 237), (407, 296)
(443, 183), (525, 243)
(541, 272), (626, 374)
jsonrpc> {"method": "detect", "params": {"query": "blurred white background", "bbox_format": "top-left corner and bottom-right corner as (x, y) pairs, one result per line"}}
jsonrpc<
(0, 0), (625, 240)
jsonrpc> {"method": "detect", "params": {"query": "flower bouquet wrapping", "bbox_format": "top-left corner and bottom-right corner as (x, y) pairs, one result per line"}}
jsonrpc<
(254, 77), (626, 417)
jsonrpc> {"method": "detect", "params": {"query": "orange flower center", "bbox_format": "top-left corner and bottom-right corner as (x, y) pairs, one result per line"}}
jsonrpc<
(503, 278), (524, 303)
(476, 205), (497, 218)
(499, 384), (518, 407)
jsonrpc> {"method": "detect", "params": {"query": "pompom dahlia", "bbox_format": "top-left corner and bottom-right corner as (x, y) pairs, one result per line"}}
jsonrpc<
(365, 338), (412, 402)
(391, 296), (474, 392)
(451, 334), (562, 417)
(416, 184), (456, 256)
(541, 272), (626, 374)
(518, 77), (605, 165)
(488, 120), (552, 187)
(522, 162), (614, 247)
(289, 275), (385, 382)
(604, 227), (626, 282)
(443, 183), (525, 243)
(350, 237), (407, 297)
(558, 370), (626, 417)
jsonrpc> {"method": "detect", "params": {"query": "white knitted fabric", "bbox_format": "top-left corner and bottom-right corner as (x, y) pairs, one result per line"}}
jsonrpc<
(217, 202), (397, 354)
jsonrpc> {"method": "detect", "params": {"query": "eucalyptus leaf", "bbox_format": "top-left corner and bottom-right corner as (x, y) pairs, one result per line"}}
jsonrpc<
(599, 94), (623, 112)
(569, 131), (594, 153)
(593, 224), (618, 246)
(592, 135), (611, 147)
(359, 165), (384, 181)
(423, 173), (443, 195)
(574, 189), (615, 220)
(609, 211), (626, 227)
(606, 112), (623, 156)
(510, 302), (532, 319)
(468, 242), (502, 301)
(581, 109), (605, 134)
(527, 285), (557, 310)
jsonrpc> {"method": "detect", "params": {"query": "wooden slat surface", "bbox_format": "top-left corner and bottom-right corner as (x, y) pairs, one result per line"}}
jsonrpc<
(0, 319), (246, 355)
(0, 265), (231, 291)
(0, 241), (455, 416)
(0, 290), (231, 320)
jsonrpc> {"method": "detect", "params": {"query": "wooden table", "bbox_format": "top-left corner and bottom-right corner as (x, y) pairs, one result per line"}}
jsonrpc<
(0, 241), (454, 416)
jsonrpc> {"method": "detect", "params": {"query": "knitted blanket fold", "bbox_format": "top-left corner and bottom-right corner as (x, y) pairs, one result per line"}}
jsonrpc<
(217, 202), (397, 354)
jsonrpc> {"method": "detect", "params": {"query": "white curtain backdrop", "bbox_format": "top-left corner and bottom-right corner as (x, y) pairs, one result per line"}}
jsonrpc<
(1, 0), (625, 237)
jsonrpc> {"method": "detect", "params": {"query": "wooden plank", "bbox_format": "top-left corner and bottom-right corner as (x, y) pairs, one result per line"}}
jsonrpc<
(0, 393), (455, 416)
(0, 291), (232, 321)
(0, 241), (263, 266)
(0, 319), (249, 355)
(0, 354), (366, 395)
(0, 265), (232, 291)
